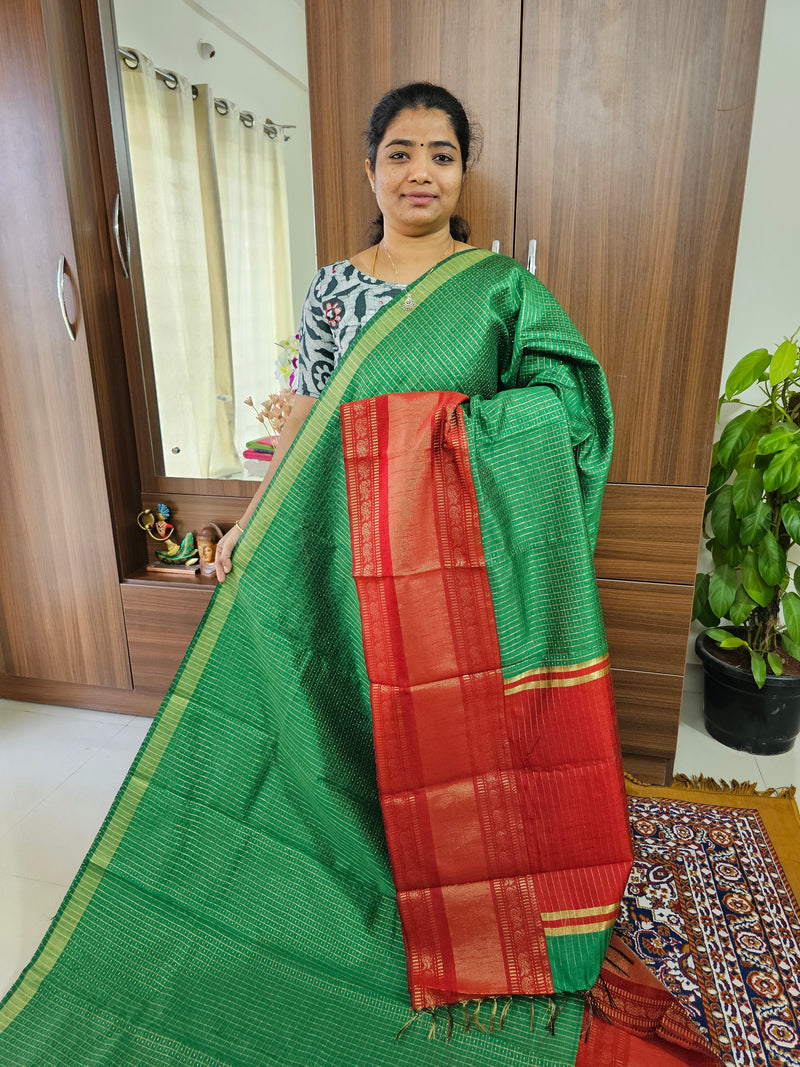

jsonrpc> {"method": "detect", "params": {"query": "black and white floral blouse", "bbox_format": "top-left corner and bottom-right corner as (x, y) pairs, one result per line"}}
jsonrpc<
(294, 260), (406, 398)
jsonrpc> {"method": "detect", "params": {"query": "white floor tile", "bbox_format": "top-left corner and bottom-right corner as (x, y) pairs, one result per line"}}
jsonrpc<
(0, 741), (139, 885)
(0, 873), (67, 998)
(0, 702), (133, 836)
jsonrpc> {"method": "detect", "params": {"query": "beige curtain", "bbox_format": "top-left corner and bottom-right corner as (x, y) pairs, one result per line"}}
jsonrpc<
(198, 93), (294, 460)
(120, 52), (240, 478)
(120, 53), (294, 478)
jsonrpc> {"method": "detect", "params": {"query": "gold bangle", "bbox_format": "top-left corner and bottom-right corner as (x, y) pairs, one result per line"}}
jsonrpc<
(235, 520), (245, 534)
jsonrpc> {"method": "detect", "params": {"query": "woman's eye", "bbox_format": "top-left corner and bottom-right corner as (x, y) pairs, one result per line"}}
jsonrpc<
(434, 154), (455, 164)
(388, 151), (409, 160)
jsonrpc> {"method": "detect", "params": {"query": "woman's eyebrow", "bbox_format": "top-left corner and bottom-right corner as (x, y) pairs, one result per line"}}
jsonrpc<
(384, 138), (457, 150)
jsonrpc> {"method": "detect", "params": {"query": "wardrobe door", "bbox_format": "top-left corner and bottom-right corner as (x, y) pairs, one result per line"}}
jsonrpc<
(515, 0), (764, 489)
(514, 0), (765, 781)
(305, 0), (521, 264)
(0, 0), (131, 689)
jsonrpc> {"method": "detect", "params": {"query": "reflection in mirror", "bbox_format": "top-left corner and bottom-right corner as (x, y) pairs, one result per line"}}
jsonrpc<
(110, 0), (316, 480)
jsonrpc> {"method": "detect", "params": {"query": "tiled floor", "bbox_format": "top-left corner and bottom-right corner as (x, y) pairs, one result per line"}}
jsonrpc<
(1, 682), (798, 1000)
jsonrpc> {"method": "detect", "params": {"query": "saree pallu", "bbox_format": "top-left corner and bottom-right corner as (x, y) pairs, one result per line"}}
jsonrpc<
(0, 250), (718, 1066)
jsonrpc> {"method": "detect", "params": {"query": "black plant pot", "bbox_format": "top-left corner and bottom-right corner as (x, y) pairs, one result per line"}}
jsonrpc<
(695, 630), (800, 755)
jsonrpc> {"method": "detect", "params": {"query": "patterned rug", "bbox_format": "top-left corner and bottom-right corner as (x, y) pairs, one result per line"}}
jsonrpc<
(623, 777), (800, 1066)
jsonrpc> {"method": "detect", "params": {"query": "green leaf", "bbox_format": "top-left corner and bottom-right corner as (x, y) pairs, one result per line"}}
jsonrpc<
(732, 468), (763, 517)
(782, 633), (800, 662)
(707, 462), (730, 494)
(709, 564), (737, 617)
(710, 485), (739, 548)
(755, 425), (797, 455)
(718, 411), (756, 471)
(706, 627), (733, 644)
(781, 500), (800, 542)
(763, 447), (798, 493)
(768, 652), (784, 676)
(779, 447), (800, 495)
(739, 501), (772, 546)
(757, 531), (787, 586)
(728, 541), (746, 566)
(724, 348), (770, 398)
(719, 636), (748, 649)
(749, 649), (767, 688)
(728, 585), (758, 626)
(782, 591), (800, 644)
(692, 573), (720, 628)
(741, 549), (775, 607)
(769, 339), (799, 386)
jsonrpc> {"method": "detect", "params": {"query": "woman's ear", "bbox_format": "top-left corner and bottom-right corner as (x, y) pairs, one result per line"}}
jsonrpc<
(365, 158), (375, 193)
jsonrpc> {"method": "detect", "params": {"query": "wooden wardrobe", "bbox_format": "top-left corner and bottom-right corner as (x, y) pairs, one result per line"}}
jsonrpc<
(0, 0), (764, 784)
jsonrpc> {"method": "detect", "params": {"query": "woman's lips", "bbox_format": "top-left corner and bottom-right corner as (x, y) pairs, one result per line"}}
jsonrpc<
(403, 193), (436, 206)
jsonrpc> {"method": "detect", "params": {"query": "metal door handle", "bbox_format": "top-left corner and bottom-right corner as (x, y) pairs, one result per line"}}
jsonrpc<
(527, 239), (537, 275)
(491, 239), (500, 253)
(57, 255), (76, 341)
(113, 193), (130, 278)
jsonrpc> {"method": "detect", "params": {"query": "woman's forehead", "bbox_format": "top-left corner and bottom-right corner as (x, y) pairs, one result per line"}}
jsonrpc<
(380, 108), (459, 148)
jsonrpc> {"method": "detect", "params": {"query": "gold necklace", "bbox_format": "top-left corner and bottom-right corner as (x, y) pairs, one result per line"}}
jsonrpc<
(372, 235), (456, 281)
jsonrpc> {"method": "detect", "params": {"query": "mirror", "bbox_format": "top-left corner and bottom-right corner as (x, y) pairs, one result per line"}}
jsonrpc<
(107, 0), (316, 481)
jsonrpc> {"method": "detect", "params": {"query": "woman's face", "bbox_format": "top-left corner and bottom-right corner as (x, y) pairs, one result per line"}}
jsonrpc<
(367, 107), (465, 238)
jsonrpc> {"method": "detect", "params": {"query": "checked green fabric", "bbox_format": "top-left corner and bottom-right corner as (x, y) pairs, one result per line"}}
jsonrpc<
(0, 250), (612, 1065)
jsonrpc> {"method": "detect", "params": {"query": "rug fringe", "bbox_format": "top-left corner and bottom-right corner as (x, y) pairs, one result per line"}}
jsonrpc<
(625, 772), (796, 799)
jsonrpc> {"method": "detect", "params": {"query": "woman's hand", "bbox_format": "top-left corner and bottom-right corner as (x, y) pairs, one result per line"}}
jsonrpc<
(214, 523), (243, 582)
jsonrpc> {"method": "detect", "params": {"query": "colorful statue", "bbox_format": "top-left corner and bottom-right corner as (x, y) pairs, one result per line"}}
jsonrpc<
(137, 504), (199, 567)
(197, 523), (223, 577)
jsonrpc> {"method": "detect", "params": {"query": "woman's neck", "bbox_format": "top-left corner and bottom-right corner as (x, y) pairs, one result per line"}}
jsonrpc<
(374, 226), (456, 284)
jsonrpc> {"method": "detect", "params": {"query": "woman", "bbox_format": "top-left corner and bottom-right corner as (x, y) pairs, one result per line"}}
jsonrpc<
(213, 83), (479, 579)
(0, 85), (719, 1066)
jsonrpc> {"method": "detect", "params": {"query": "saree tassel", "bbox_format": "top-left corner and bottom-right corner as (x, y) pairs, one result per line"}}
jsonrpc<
(529, 997), (536, 1031)
(427, 1006), (437, 1041)
(498, 996), (512, 1030)
(546, 995), (564, 1035)
(471, 999), (489, 1034)
(460, 1000), (471, 1033)
(445, 1004), (454, 1043)
(394, 1011), (422, 1044)
(489, 996), (498, 1032)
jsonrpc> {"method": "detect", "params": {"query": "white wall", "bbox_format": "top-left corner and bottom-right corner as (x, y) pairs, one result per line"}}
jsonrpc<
(686, 0), (800, 672)
(112, 0), (316, 325)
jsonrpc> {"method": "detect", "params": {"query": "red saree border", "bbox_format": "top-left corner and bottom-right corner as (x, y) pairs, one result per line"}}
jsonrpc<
(341, 391), (632, 1011)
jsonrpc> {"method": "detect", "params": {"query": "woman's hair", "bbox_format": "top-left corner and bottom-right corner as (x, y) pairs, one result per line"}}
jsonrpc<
(365, 82), (477, 244)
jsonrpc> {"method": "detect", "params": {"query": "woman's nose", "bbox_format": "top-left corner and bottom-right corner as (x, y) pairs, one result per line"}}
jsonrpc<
(408, 156), (432, 182)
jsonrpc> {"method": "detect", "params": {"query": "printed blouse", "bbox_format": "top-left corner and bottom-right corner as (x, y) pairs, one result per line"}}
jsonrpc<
(294, 261), (406, 397)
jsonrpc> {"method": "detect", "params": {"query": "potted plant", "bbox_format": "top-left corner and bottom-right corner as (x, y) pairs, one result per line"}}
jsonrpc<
(693, 328), (800, 754)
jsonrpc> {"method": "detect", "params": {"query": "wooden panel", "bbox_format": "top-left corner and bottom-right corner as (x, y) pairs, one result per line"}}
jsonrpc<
(122, 583), (213, 694)
(0, 673), (160, 717)
(0, 0), (131, 688)
(306, 0), (521, 264)
(42, 0), (142, 578)
(516, 0), (764, 486)
(595, 483), (705, 584)
(622, 753), (671, 788)
(600, 579), (694, 677)
(612, 668), (683, 762)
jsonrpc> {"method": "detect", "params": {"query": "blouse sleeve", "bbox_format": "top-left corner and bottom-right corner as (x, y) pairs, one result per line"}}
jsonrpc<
(294, 269), (336, 398)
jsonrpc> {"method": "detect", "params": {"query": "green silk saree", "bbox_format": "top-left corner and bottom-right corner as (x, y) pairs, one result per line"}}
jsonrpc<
(0, 250), (647, 1065)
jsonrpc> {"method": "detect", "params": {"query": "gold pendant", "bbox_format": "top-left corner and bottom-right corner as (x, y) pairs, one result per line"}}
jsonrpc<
(402, 296), (416, 311)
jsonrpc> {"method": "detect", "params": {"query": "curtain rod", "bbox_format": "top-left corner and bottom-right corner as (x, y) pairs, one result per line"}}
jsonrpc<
(118, 47), (295, 141)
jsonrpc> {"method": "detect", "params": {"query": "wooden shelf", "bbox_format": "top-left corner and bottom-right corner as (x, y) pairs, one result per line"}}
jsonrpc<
(123, 567), (218, 590)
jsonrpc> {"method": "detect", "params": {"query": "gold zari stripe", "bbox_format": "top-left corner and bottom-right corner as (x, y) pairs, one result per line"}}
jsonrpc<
(505, 664), (610, 694)
(541, 903), (619, 921)
(544, 917), (617, 937)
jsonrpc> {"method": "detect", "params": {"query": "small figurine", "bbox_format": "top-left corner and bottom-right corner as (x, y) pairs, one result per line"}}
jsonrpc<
(197, 523), (223, 576)
(137, 504), (199, 569)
